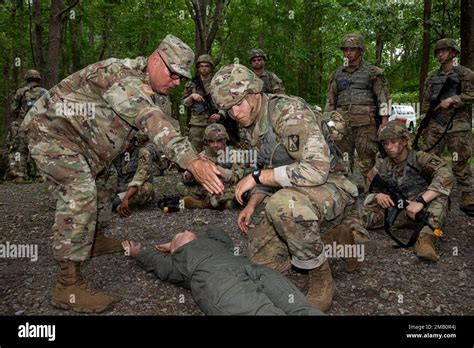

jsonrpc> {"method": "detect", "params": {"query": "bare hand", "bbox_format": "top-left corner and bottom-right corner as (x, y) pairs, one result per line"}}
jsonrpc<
(191, 93), (204, 102)
(117, 198), (131, 217)
(235, 175), (257, 205)
(405, 201), (424, 220)
(209, 114), (220, 123)
(155, 242), (171, 253)
(187, 159), (224, 195)
(122, 240), (142, 257)
(375, 193), (395, 209)
(238, 205), (255, 233)
(434, 97), (453, 111)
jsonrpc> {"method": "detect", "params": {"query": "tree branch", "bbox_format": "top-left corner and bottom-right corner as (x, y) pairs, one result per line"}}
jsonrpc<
(58, 0), (79, 18)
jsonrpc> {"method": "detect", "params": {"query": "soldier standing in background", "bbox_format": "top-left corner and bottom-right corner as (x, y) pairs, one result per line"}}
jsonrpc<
(248, 48), (285, 94)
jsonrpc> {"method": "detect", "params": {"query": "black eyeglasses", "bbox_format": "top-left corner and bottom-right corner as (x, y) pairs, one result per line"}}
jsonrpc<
(159, 53), (183, 81)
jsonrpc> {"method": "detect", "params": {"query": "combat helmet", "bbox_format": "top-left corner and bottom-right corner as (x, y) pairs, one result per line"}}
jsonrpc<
(204, 124), (229, 141)
(24, 69), (41, 81)
(434, 38), (460, 55)
(378, 120), (410, 141)
(249, 48), (267, 62)
(196, 54), (214, 68)
(340, 33), (366, 52)
(210, 64), (263, 110)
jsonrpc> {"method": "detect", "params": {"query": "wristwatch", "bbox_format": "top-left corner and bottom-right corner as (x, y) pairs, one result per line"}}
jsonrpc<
(415, 195), (427, 207)
(252, 169), (261, 184)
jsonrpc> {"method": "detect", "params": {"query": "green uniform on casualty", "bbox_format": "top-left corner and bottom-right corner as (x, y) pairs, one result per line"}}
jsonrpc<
(420, 38), (474, 211)
(20, 34), (225, 314)
(210, 64), (367, 313)
(325, 33), (390, 186)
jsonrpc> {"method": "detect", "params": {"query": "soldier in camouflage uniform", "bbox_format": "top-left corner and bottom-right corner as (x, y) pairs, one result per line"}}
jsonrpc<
(421, 38), (474, 210)
(325, 33), (390, 193)
(20, 34), (225, 313)
(361, 121), (454, 261)
(177, 124), (250, 209)
(248, 49), (285, 94)
(112, 132), (158, 217)
(6, 70), (47, 182)
(210, 64), (366, 312)
(182, 54), (226, 152)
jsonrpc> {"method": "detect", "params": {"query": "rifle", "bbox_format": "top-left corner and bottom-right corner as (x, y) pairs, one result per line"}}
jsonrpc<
(413, 76), (458, 150)
(193, 75), (219, 117)
(369, 173), (442, 248)
(374, 106), (387, 158)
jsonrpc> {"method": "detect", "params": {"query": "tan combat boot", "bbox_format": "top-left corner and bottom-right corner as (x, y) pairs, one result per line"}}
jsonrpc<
(183, 196), (212, 209)
(415, 234), (438, 262)
(51, 261), (115, 313)
(322, 224), (360, 273)
(461, 192), (474, 206)
(90, 230), (124, 257)
(307, 261), (336, 312)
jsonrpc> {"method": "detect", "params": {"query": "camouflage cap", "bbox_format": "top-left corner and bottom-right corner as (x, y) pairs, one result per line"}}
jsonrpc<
(324, 111), (346, 141)
(157, 34), (194, 79)
(24, 69), (41, 81)
(210, 64), (263, 110)
(378, 120), (410, 141)
(340, 33), (366, 51)
(204, 123), (229, 141)
(434, 38), (460, 55)
(196, 54), (214, 68)
(249, 48), (267, 62)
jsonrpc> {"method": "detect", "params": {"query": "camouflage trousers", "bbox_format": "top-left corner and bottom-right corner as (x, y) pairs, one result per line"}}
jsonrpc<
(360, 193), (449, 237)
(6, 121), (32, 179)
(248, 183), (362, 271)
(177, 181), (235, 208)
(28, 136), (117, 262)
(422, 128), (472, 194)
(117, 182), (155, 206)
(188, 126), (206, 153)
(336, 123), (379, 178)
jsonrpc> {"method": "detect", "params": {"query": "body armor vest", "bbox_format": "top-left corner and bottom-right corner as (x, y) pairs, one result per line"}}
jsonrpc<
(335, 62), (375, 106)
(381, 151), (430, 199)
(259, 73), (273, 94)
(430, 66), (461, 102)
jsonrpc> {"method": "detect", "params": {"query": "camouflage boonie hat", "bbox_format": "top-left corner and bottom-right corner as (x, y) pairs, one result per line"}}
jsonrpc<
(324, 111), (346, 141)
(210, 64), (264, 110)
(157, 34), (194, 79)
(434, 38), (460, 55)
(196, 54), (214, 68)
(249, 48), (267, 62)
(204, 124), (229, 141)
(340, 33), (366, 51)
(378, 120), (410, 141)
(24, 69), (41, 81)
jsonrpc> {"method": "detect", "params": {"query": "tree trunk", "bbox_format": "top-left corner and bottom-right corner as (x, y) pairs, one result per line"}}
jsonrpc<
(375, 33), (384, 66)
(460, 0), (473, 69)
(33, 0), (45, 75)
(44, 0), (63, 89)
(419, 0), (432, 104)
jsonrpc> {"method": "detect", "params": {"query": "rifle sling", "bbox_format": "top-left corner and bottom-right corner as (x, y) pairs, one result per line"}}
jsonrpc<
(383, 208), (423, 248)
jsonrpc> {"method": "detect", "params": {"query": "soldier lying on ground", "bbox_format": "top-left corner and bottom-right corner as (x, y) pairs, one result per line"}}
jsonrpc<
(122, 226), (323, 315)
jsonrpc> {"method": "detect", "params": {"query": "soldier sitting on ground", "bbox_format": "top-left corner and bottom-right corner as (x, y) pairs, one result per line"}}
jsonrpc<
(177, 124), (252, 209)
(112, 132), (158, 217)
(122, 226), (323, 315)
(361, 121), (454, 262)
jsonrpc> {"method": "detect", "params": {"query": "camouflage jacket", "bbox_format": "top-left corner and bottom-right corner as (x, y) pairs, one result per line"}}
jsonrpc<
(325, 60), (390, 126)
(368, 150), (454, 200)
(10, 82), (47, 121)
(256, 70), (285, 94)
(20, 57), (198, 176)
(182, 76), (225, 127)
(421, 65), (474, 133)
(241, 94), (358, 197)
(114, 141), (157, 192)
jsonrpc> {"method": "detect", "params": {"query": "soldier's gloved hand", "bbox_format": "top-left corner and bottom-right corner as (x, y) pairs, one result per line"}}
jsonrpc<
(187, 159), (224, 195)
(217, 166), (233, 182)
(375, 193), (395, 209)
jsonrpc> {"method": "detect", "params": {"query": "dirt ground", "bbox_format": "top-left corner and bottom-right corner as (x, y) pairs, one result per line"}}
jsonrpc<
(0, 170), (472, 316)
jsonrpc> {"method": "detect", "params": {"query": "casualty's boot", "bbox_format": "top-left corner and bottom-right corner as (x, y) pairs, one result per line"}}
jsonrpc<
(306, 260), (336, 312)
(183, 196), (212, 209)
(51, 261), (115, 313)
(415, 233), (438, 262)
(322, 224), (360, 273)
(90, 230), (124, 257)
